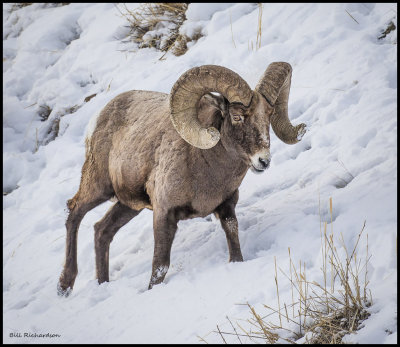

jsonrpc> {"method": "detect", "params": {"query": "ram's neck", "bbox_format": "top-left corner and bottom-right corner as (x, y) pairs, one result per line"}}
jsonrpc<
(189, 101), (250, 200)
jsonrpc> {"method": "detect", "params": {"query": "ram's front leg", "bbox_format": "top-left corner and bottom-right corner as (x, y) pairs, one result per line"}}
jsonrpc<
(215, 190), (243, 262)
(148, 208), (178, 289)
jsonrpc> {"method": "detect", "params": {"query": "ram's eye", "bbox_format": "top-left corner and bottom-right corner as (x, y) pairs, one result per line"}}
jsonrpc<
(232, 115), (243, 122)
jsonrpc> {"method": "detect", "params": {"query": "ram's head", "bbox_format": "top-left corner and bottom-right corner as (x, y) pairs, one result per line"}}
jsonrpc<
(169, 63), (307, 173)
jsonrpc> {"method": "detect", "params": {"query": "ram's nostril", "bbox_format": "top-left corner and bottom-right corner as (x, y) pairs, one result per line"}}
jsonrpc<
(259, 157), (270, 168)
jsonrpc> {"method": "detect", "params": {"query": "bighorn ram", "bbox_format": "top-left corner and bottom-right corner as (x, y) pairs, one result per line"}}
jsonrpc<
(57, 62), (306, 296)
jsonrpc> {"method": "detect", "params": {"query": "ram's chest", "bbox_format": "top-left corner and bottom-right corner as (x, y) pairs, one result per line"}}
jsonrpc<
(145, 157), (244, 218)
(176, 168), (245, 217)
(190, 189), (231, 217)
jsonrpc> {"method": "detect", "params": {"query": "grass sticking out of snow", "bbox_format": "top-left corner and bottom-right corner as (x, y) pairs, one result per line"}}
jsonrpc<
(115, 3), (201, 58)
(206, 198), (372, 344)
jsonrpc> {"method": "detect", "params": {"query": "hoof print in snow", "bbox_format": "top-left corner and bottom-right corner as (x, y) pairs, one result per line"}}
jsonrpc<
(38, 104), (53, 122)
(334, 175), (354, 189)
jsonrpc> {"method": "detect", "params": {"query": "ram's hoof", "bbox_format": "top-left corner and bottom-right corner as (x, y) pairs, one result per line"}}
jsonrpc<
(57, 282), (72, 297)
(296, 123), (307, 141)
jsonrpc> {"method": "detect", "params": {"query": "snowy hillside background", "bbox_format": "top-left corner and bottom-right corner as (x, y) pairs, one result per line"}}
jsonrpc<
(3, 2), (397, 344)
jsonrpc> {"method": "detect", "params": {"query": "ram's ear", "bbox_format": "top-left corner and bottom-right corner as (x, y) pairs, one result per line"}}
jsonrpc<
(203, 93), (228, 118)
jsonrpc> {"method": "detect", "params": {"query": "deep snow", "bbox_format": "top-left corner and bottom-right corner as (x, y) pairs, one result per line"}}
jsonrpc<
(3, 2), (397, 344)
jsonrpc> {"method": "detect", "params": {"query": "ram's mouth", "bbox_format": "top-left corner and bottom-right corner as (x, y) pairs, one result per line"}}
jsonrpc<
(250, 164), (267, 174)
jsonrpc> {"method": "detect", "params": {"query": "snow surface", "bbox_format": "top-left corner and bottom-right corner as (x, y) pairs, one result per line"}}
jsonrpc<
(3, 2), (397, 344)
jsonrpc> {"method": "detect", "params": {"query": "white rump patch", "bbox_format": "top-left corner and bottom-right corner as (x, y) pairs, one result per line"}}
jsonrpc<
(84, 112), (101, 155)
(86, 112), (100, 142)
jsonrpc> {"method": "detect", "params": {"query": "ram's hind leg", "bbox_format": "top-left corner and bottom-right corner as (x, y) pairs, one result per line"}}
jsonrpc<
(58, 193), (109, 296)
(58, 160), (113, 296)
(94, 202), (141, 284)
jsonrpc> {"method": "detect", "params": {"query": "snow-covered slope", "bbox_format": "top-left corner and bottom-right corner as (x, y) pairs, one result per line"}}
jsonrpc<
(3, 3), (397, 343)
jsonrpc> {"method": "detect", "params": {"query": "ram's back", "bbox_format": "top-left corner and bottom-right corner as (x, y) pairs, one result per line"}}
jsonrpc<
(87, 90), (169, 152)
(84, 90), (184, 210)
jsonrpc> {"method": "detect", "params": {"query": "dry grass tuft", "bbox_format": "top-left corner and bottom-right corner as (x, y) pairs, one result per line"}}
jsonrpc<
(116, 3), (201, 58)
(33, 103), (81, 151)
(9, 3), (69, 12)
(202, 197), (372, 344)
(378, 20), (396, 40)
(9, 3), (33, 11)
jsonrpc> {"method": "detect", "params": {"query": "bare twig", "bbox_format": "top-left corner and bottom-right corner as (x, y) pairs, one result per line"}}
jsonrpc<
(226, 316), (242, 344)
(229, 9), (236, 48)
(256, 3), (262, 50)
(216, 325), (227, 344)
(345, 9), (360, 24)
(274, 256), (282, 327)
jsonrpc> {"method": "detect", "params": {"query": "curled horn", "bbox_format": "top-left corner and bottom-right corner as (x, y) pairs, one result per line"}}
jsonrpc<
(255, 62), (306, 144)
(170, 65), (253, 149)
